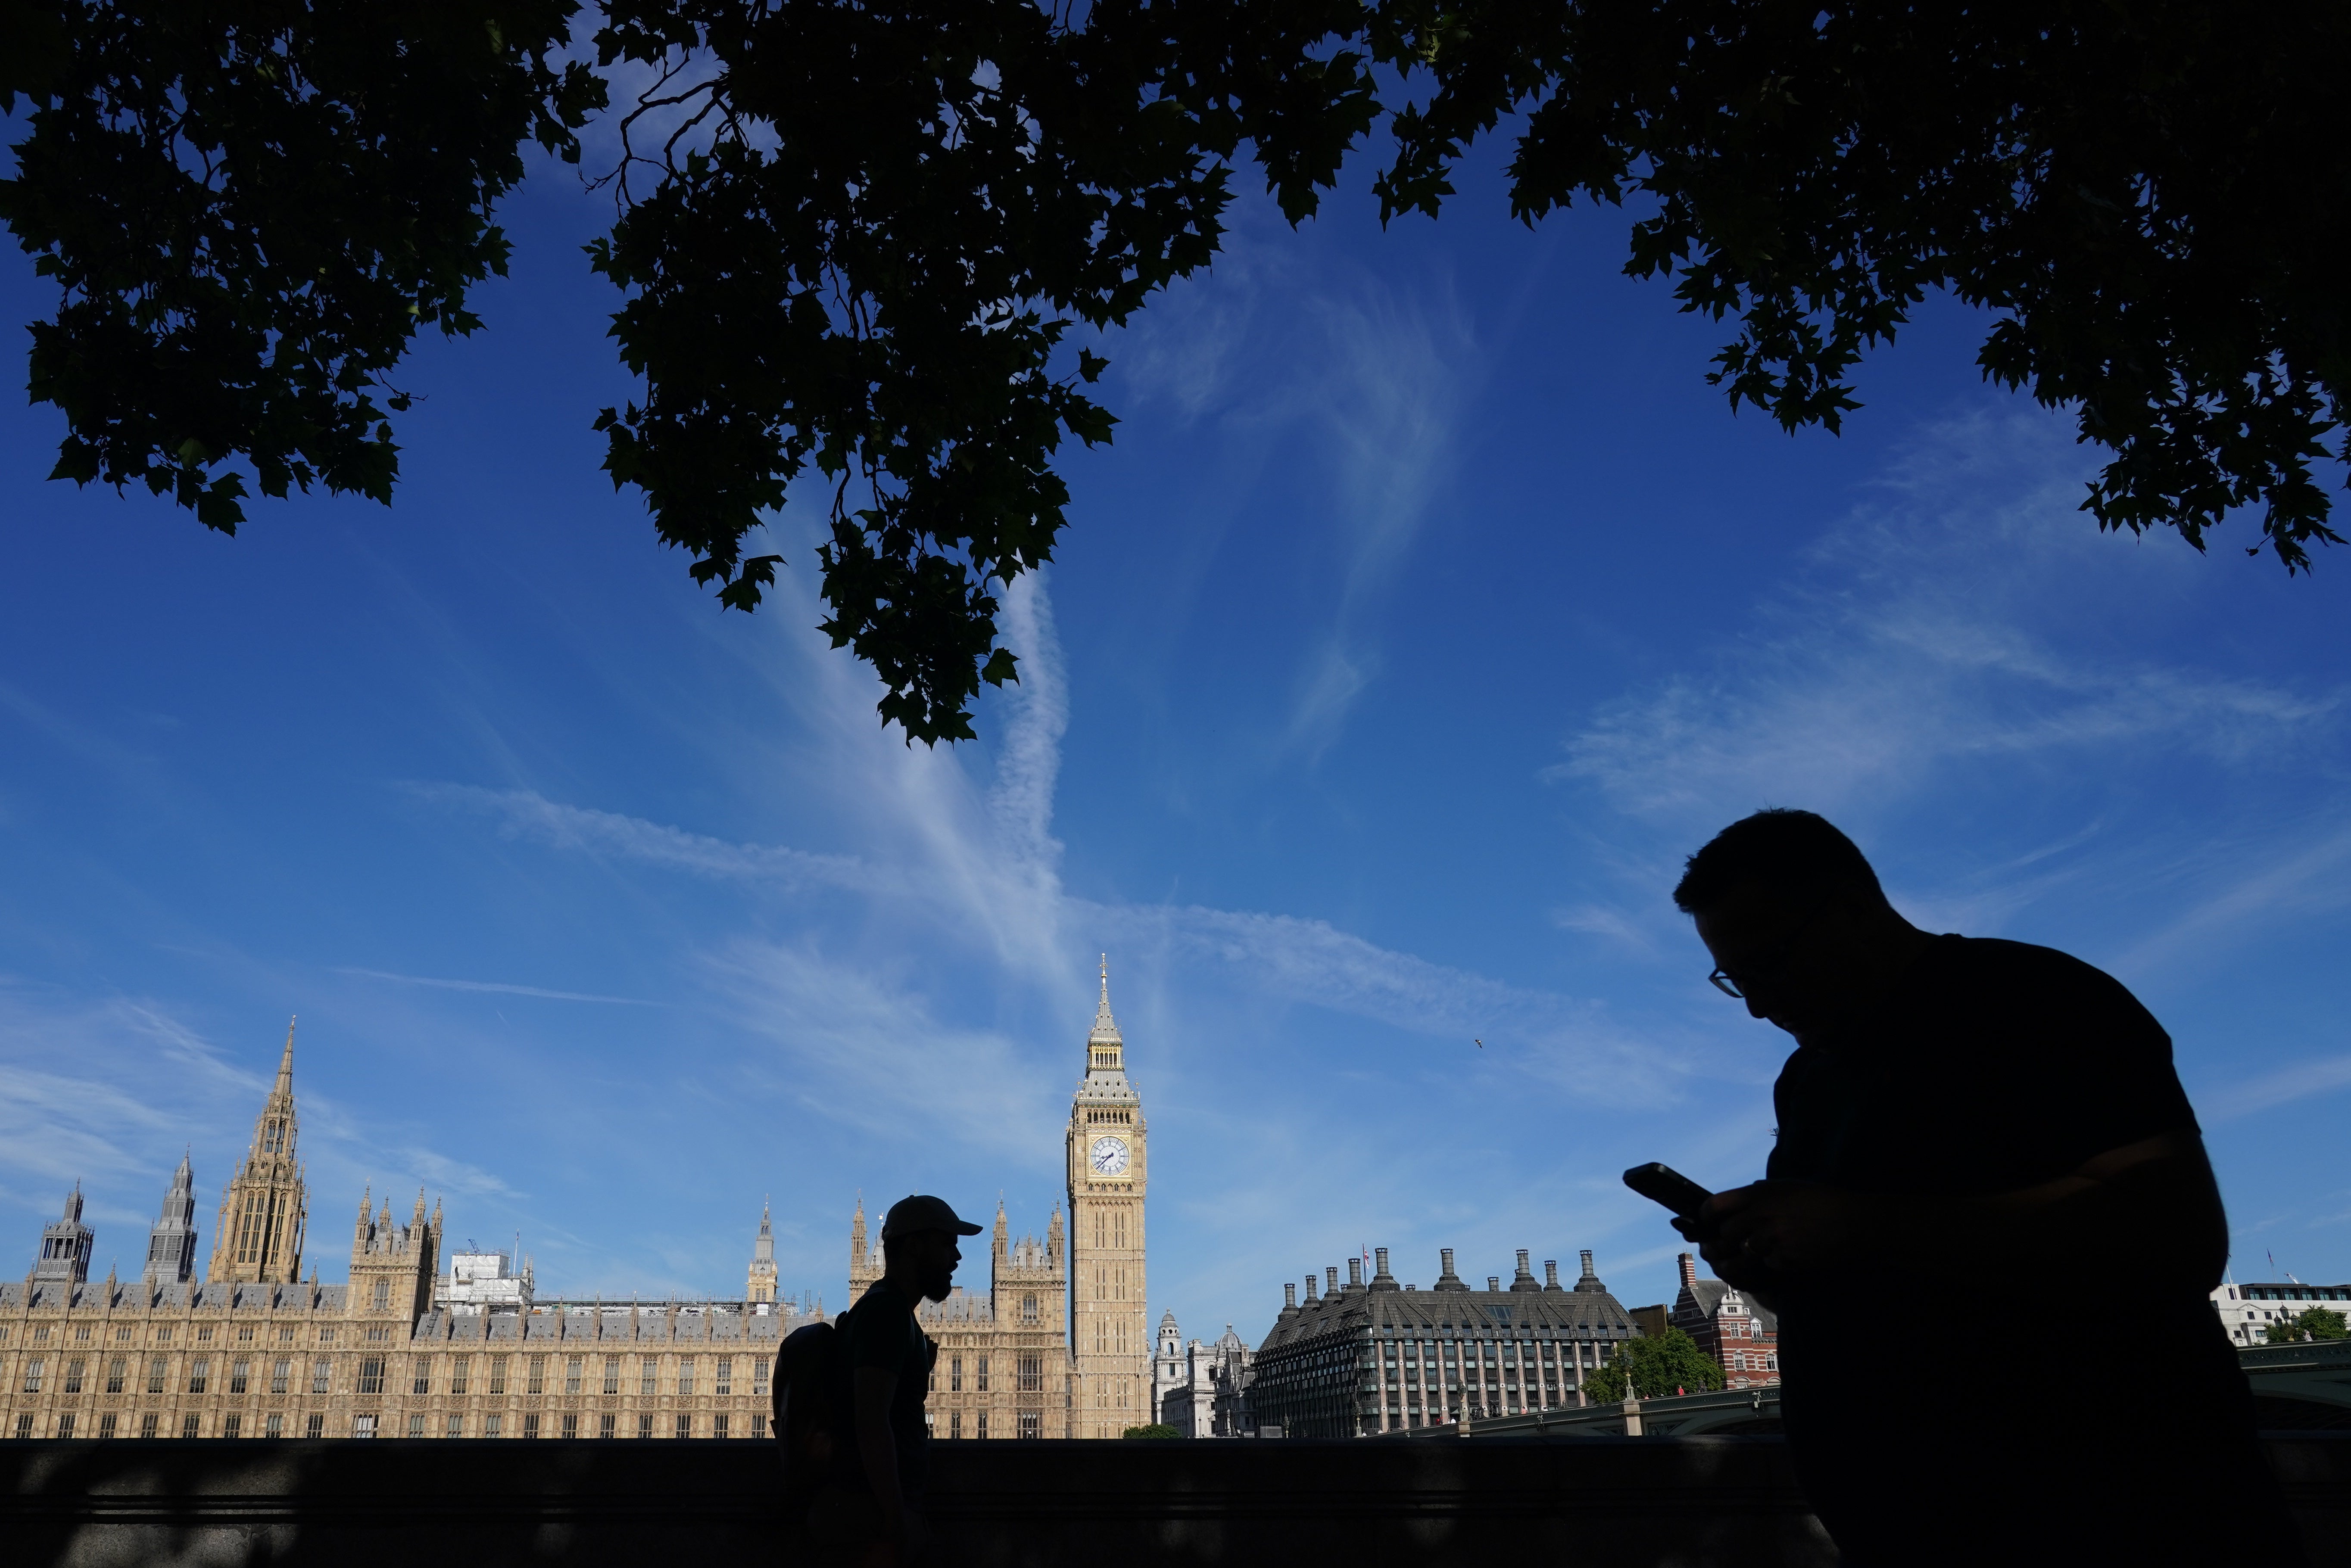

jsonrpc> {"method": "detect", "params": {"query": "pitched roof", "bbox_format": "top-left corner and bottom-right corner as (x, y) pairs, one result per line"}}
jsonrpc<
(1257, 1279), (1637, 1353)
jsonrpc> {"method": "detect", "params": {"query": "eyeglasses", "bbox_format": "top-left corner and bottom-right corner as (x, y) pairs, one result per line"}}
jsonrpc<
(1707, 895), (1833, 999)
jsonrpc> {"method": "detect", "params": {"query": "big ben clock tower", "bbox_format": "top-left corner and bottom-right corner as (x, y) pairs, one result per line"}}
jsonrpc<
(1068, 957), (1148, 1438)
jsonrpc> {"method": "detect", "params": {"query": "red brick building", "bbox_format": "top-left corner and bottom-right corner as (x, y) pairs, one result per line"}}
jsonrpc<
(1671, 1253), (1778, 1389)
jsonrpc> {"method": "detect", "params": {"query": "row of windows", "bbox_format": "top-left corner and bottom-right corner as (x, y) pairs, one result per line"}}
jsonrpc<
(1268, 1336), (1621, 1393)
(936, 1354), (1051, 1394)
(1378, 1339), (1613, 1365)
(0, 1323), (370, 1347)
(7, 1409), (770, 1440)
(15, 1351), (771, 1398)
(937, 1411), (1045, 1439)
(0, 1319), (776, 1354)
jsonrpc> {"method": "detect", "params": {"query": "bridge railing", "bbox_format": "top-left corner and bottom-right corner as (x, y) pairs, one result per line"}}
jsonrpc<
(4, 1431), (2346, 1566)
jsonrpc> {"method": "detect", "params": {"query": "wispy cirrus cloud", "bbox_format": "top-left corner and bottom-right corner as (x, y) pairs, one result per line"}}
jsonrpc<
(0, 983), (539, 1248)
(2110, 820), (2351, 977)
(401, 781), (883, 891)
(0, 991), (262, 1218)
(2204, 1052), (2351, 1122)
(334, 968), (661, 1007)
(1099, 902), (1686, 1107)
(408, 573), (1677, 1113)
(1558, 604), (2337, 824)
(1284, 286), (1473, 758)
(705, 941), (1064, 1161)
(1115, 231), (1475, 760)
(1553, 411), (2342, 826)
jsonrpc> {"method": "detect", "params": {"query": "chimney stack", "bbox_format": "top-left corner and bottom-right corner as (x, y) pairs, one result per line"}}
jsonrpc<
(1488, 1276), (1501, 1291)
(1326, 1265), (1341, 1297)
(1284, 1282), (1297, 1310)
(1678, 1252), (1699, 1291)
(1544, 1260), (1560, 1290)
(1347, 1257), (1364, 1290)
(1303, 1273), (1318, 1301)
(1436, 1248), (1466, 1291)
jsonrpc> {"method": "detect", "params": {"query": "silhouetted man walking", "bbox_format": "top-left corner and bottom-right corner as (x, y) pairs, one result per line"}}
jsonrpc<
(1673, 809), (2303, 1565)
(812, 1194), (979, 1568)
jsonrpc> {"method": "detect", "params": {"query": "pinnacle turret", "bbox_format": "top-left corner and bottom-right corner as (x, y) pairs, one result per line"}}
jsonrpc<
(746, 1200), (778, 1303)
(209, 1021), (308, 1284)
(1088, 953), (1123, 1044)
(272, 1016), (296, 1098)
(143, 1151), (200, 1289)
(29, 1185), (92, 1288)
(1080, 955), (1132, 1083)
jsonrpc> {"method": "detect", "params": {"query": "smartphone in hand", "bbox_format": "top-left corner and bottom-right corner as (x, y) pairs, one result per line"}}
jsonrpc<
(1622, 1162), (1715, 1221)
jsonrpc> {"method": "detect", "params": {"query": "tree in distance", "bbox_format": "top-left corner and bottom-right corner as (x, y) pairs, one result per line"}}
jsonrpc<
(2263, 1308), (2350, 1345)
(1121, 1422), (1183, 1439)
(1582, 1326), (1727, 1402)
(6, 1), (2345, 743)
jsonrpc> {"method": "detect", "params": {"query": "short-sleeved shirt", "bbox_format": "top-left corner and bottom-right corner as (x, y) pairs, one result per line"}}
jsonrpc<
(832, 1279), (937, 1499)
(1762, 936), (2297, 1562)
(1767, 934), (2197, 1203)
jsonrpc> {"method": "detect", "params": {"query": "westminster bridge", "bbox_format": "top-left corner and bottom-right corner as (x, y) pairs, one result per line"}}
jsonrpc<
(3, 1430), (2348, 1567)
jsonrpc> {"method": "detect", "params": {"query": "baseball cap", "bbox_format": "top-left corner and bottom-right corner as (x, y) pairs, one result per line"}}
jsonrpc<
(881, 1194), (984, 1241)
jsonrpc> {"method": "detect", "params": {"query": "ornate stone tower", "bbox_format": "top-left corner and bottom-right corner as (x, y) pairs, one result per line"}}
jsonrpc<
(1066, 957), (1147, 1438)
(348, 1187), (441, 1321)
(143, 1153), (199, 1291)
(209, 1019), (308, 1285)
(1153, 1309), (1185, 1425)
(28, 1186), (93, 1287)
(988, 1198), (1067, 1335)
(747, 1201), (778, 1303)
(848, 1195), (883, 1297)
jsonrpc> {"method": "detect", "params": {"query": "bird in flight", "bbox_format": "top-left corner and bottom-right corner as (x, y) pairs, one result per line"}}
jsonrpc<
(1474, 1038), (1484, 1048)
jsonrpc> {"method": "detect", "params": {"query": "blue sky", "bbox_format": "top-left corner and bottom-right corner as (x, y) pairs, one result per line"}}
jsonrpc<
(3, 119), (2347, 1342)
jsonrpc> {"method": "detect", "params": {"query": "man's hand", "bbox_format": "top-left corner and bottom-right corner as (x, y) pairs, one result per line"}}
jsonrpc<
(1684, 1180), (1897, 1290)
(1671, 1133), (2224, 1300)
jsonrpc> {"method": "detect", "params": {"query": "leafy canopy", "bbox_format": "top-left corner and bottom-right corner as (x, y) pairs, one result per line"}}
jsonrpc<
(1583, 1325), (1727, 1401)
(2264, 1307), (2350, 1345)
(7, 0), (2345, 742)
(0, 1), (605, 527)
(1121, 1422), (1183, 1438)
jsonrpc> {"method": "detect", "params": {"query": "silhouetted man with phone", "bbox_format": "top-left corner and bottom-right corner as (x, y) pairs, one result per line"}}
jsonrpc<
(811, 1194), (979, 1568)
(1670, 809), (2302, 1565)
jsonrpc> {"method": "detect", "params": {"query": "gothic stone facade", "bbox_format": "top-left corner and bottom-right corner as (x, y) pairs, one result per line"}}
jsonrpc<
(1250, 1247), (1639, 1437)
(2, 1027), (805, 1441)
(4, 969), (1150, 1444)
(846, 962), (1153, 1440)
(853, 1199), (1070, 1441)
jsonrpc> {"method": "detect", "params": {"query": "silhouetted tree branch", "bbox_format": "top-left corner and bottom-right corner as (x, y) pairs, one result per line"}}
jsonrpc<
(6, 0), (2344, 743)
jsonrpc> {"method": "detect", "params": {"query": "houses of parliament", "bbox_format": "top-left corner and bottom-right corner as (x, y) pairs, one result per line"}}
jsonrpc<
(0, 969), (1151, 1441)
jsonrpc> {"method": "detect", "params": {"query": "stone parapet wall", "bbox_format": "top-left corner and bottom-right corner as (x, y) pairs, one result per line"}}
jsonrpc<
(3, 1433), (2347, 1567)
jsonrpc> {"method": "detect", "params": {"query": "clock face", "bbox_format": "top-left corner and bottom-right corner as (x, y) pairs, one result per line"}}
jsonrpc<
(1088, 1136), (1130, 1176)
